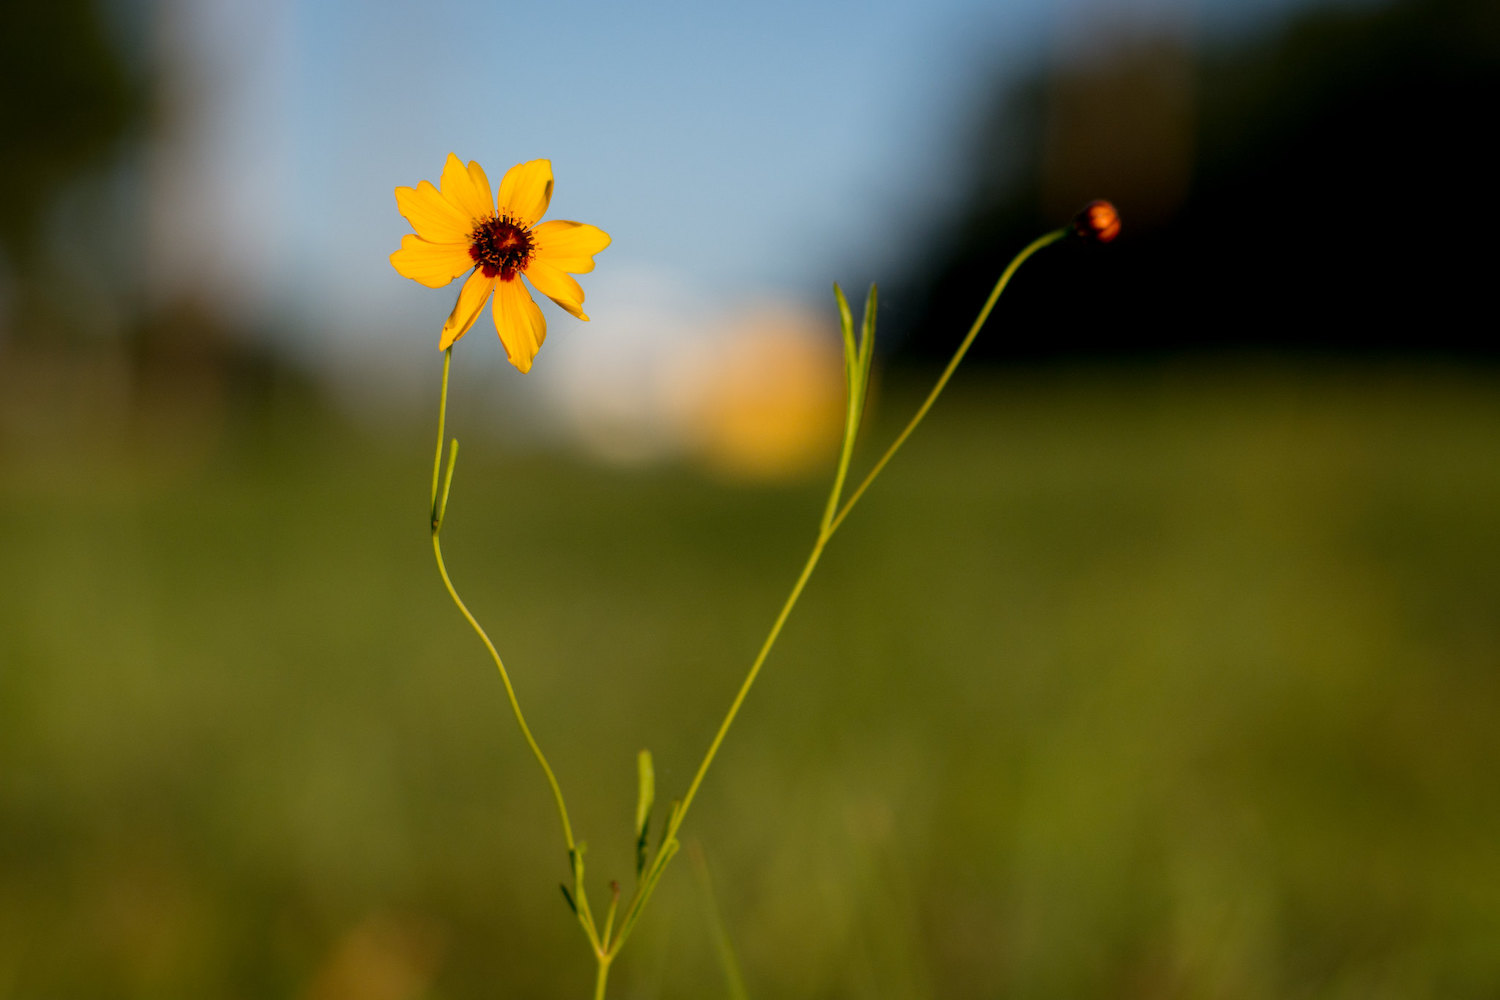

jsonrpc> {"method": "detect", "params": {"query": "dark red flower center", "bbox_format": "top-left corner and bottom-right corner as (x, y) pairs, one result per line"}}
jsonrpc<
(468, 216), (534, 280)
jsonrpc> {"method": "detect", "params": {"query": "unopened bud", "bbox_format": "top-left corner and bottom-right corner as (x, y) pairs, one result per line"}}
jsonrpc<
(1072, 200), (1121, 243)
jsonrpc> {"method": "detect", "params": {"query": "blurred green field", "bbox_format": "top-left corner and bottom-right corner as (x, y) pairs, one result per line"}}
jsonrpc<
(3, 361), (1499, 1000)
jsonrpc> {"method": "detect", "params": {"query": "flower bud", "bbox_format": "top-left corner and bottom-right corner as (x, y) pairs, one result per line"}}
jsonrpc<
(1072, 200), (1121, 243)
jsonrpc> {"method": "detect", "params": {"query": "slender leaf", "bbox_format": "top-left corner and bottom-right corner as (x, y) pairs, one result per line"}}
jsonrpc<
(833, 283), (857, 385)
(662, 799), (683, 853)
(857, 284), (878, 422)
(635, 749), (655, 878)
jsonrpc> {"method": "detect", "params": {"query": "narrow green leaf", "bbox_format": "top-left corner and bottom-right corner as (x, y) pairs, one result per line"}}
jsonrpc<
(636, 822), (651, 880)
(858, 284), (877, 375)
(560, 883), (578, 915)
(856, 284), (878, 420)
(634, 750), (655, 840)
(659, 839), (681, 876)
(833, 283), (857, 381)
(661, 799), (683, 853)
(836, 282), (862, 434)
(822, 283), (869, 532)
(649, 838), (681, 897)
(635, 749), (655, 878)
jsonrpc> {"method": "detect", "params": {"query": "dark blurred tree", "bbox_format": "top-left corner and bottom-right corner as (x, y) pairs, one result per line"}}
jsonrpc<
(890, 0), (1500, 362)
(0, 0), (143, 264)
(0, 2), (303, 416)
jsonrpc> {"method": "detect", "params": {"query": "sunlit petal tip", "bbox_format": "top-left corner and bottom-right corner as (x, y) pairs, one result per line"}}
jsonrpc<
(440, 153), (495, 223)
(467, 160), (494, 212)
(523, 260), (589, 320)
(439, 271), (495, 350)
(492, 277), (547, 373)
(496, 159), (555, 227)
(531, 220), (612, 274)
(397, 179), (474, 245)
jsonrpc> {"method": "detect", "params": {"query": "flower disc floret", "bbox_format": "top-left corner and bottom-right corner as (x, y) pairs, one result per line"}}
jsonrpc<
(469, 217), (535, 281)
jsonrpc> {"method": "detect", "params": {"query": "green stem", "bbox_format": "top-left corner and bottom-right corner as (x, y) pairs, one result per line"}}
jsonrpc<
(594, 957), (613, 1000)
(679, 532), (825, 829)
(430, 349), (452, 523)
(429, 538), (581, 851)
(602, 881), (621, 950)
(428, 349), (600, 952)
(609, 228), (1066, 958)
(820, 380), (862, 535)
(609, 531), (831, 958)
(819, 287), (862, 534)
(827, 228), (1065, 534)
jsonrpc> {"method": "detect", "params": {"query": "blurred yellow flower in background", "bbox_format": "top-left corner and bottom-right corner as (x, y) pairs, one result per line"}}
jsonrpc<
(391, 154), (610, 372)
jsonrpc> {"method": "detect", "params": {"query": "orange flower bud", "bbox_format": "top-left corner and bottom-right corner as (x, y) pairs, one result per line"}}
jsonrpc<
(1072, 200), (1121, 243)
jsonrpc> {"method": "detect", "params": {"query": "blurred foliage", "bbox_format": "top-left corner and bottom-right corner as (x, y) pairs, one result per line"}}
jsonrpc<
(0, 0), (142, 261)
(3, 365), (1499, 998)
(0, 0), (150, 358)
(0, 0), (306, 417)
(893, 0), (1500, 361)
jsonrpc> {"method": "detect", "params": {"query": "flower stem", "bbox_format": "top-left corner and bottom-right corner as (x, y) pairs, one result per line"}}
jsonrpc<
(428, 348), (600, 952)
(679, 229), (1065, 821)
(430, 350), (452, 523)
(607, 227), (1067, 960)
(678, 532), (825, 824)
(594, 956), (613, 1000)
(827, 227), (1066, 534)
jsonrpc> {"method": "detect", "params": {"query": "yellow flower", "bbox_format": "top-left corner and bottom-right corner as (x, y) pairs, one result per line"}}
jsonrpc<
(390, 154), (611, 373)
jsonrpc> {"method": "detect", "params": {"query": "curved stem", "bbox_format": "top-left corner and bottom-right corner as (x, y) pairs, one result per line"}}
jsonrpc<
(430, 535), (579, 851)
(828, 228), (1065, 534)
(609, 228), (1066, 957)
(428, 349), (599, 951)
(677, 230), (1064, 828)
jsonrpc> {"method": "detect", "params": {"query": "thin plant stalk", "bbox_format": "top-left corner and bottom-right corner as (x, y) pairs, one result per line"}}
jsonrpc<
(428, 347), (603, 953)
(828, 228), (1065, 533)
(607, 227), (1067, 960)
(594, 956), (613, 1000)
(427, 227), (1068, 996)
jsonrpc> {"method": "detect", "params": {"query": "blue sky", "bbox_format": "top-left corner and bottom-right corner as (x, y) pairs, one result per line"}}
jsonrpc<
(159, 0), (1364, 384)
(281, 0), (1055, 332)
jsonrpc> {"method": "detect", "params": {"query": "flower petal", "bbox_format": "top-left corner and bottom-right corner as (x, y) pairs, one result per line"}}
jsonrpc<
(396, 180), (474, 244)
(440, 152), (493, 223)
(468, 160), (494, 212)
(440, 270), (495, 350)
(492, 277), (547, 373)
(524, 259), (589, 320)
(390, 234), (473, 289)
(496, 159), (554, 227)
(530, 220), (611, 274)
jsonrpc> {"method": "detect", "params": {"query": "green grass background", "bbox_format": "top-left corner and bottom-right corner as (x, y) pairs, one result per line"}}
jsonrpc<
(3, 361), (1498, 999)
